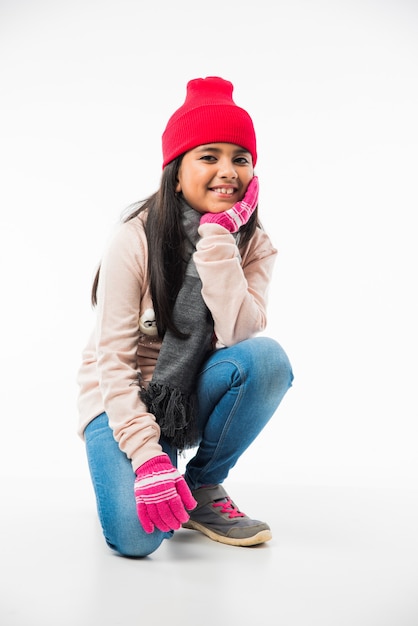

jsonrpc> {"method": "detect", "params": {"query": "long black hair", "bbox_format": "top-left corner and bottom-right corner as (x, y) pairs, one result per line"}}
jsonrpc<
(91, 156), (259, 337)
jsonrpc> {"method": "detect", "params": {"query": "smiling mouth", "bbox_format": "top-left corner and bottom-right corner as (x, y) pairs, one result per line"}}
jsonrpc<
(211, 187), (235, 195)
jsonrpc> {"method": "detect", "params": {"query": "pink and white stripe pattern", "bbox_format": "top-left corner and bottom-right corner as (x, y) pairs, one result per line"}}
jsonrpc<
(200, 176), (259, 233)
(134, 454), (197, 533)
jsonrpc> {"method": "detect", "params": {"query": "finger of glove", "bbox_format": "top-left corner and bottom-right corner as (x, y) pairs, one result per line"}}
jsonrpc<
(229, 179), (259, 223)
(145, 502), (173, 532)
(175, 477), (198, 512)
(224, 177), (259, 231)
(155, 499), (185, 531)
(242, 176), (259, 209)
(136, 501), (155, 534)
(165, 492), (194, 526)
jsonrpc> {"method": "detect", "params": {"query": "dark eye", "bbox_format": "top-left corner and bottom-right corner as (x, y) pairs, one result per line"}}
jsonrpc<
(234, 156), (250, 164)
(199, 154), (217, 162)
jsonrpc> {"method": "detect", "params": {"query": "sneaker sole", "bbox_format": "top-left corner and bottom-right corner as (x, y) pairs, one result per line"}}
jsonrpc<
(182, 520), (272, 547)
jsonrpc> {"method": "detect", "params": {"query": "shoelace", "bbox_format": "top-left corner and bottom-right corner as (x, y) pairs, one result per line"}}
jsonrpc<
(212, 497), (246, 519)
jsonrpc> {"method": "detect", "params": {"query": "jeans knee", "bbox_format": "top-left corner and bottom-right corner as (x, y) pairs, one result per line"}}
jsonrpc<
(271, 340), (294, 388)
(104, 522), (168, 558)
(250, 337), (293, 389)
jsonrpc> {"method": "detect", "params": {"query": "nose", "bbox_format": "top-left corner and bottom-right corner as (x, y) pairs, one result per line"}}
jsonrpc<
(217, 157), (238, 179)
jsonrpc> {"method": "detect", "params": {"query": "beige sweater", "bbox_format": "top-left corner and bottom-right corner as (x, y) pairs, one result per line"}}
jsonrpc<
(77, 212), (277, 470)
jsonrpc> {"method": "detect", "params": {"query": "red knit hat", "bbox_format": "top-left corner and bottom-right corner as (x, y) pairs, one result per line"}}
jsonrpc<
(162, 76), (257, 168)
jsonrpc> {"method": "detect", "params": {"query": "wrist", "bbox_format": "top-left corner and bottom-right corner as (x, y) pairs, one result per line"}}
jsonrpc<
(135, 453), (171, 476)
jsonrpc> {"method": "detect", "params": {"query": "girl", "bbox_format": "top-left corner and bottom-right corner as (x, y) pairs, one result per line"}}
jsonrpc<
(77, 76), (293, 557)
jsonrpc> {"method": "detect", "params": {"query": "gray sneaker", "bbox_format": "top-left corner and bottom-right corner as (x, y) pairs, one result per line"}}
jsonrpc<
(182, 484), (272, 547)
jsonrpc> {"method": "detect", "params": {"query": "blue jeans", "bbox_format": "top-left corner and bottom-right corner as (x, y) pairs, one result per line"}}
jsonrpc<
(84, 337), (293, 557)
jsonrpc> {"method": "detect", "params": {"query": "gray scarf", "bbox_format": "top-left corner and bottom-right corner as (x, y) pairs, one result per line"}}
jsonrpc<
(139, 201), (214, 450)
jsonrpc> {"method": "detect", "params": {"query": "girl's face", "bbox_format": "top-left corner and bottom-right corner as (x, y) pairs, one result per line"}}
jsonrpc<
(175, 142), (254, 214)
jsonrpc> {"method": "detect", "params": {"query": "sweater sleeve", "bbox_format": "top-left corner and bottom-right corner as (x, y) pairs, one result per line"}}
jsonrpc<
(94, 219), (163, 470)
(194, 223), (277, 347)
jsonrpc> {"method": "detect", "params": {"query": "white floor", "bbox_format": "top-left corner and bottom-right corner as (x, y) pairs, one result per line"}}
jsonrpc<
(1, 477), (417, 626)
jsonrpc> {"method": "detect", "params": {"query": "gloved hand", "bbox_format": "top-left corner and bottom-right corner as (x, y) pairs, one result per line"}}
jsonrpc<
(200, 175), (259, 233)
(134, 454), (197, 533)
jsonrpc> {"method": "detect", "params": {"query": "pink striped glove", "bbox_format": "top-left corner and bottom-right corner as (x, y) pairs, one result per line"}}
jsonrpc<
(200, 176), (259, 233)
(134, 454), (197, 533)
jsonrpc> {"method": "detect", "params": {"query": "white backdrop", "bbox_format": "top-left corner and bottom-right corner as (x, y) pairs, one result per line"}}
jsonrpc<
(0, 0), (417, 490)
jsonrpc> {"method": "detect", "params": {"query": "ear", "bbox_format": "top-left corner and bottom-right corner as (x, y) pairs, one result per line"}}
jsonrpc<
(175, 180), (181, 193)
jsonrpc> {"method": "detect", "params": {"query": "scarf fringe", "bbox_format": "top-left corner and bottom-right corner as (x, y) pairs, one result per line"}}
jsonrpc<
(140, 382), (199, 451)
